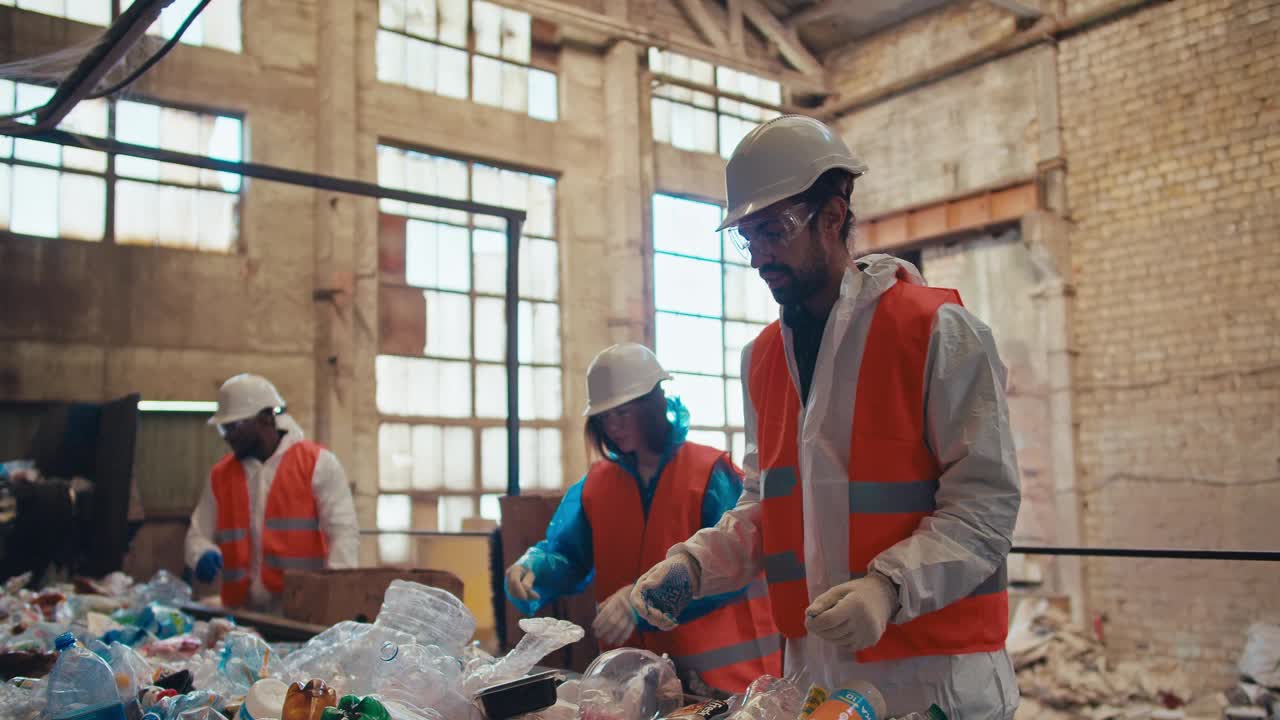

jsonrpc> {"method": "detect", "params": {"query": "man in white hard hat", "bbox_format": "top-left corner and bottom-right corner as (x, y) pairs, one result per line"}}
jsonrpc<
(630, 116), (1021, 719)
(185, 374), (359, 611)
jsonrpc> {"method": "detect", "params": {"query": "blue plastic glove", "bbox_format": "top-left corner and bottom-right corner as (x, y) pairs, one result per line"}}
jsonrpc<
(195, 550), (223, 583)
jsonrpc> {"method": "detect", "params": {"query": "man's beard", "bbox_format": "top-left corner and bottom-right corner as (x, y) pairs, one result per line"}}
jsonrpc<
(762, 260), (827, 306)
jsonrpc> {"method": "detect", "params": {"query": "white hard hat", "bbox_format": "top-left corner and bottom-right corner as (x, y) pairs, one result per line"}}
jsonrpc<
(208, 374), (286, 426)
(583, 343), (672, 417)
(717, 115), (868, 232)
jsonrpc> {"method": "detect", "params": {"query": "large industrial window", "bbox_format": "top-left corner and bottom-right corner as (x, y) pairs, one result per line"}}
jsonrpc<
(3, 0), (243, 53)
(376, 0), (558, 122)
(0, 80), (243, 251)
(375, 144), (562, 559)
(651, 193), (775, 466)
(649, 48), (782, 159)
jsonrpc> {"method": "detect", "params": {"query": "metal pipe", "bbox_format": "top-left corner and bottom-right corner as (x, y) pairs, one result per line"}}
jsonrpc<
(505, 216), (525, 497)
(14, 0), (174, 133)
(1012, 546), (1280, 562)
(11, 129), (527, 221)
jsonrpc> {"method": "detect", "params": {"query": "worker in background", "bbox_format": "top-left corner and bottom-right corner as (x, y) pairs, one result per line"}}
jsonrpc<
(630, 116), (1021, 719)
(505, 344), (780, 696)
(185, 374), (359, 612)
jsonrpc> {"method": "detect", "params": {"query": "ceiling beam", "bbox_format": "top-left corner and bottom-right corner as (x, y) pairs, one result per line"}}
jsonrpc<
(727, 0), (745, 56)
(739, 0), (825, 77)
(983, 0), (1045, 19)
(505, 0), (831, 93)
(783, 0), (843, 29)
(675, 0), (731, 50)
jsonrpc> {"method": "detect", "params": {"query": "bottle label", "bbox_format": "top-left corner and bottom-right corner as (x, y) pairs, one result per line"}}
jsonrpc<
(809, 689), (879, 720)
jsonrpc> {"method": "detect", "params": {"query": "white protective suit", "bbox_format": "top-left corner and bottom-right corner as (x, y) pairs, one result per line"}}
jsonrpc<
(184, 414), (360, 611)
(673, 255), (1021, 719)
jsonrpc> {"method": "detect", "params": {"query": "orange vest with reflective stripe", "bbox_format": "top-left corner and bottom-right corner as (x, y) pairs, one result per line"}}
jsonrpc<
(581, 441), (781, 693)
(749, 278), (1008, 663)
(210, 440), (329, 608)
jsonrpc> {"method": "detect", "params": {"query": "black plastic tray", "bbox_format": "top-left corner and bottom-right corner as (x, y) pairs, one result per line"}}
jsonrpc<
(475, 669), (562, 719)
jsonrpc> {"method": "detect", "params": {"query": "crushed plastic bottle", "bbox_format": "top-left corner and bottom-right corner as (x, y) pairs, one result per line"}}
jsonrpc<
(282, 621), (415, 695)
(214, 632), (283, 697)
(373, 580), (476, 653)
(374, 641), (474, 720)
(462, 618), (584, 696)
(46, 632), (128, 720)
(577, 648), (683, 720)
(129, 571), (192, 609)
(140, 690), (224, 720)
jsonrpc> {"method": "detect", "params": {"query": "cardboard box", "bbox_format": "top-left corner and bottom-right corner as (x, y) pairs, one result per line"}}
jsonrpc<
(282, 568), (464, 626)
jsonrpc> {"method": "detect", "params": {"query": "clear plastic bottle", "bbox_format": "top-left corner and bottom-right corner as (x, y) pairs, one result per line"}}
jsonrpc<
(46, 632), (128, 720)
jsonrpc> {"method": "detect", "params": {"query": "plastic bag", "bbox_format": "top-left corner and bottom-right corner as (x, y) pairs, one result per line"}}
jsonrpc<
(577, 648), (683, 720)
(1240, 622), (1280, 688)
(374, 580), (476, 654)
(721, 675), (803, 720)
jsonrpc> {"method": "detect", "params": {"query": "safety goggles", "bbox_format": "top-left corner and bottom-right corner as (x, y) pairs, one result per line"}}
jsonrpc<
(726, 202), (818, 258)
(217, 406), (283, 438)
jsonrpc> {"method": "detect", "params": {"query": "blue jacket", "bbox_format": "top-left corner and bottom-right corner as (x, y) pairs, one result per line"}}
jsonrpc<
(508, 397), (747, 630)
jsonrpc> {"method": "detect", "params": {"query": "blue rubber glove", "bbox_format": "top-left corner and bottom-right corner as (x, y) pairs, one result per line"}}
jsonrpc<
(195, 550), (223, 583)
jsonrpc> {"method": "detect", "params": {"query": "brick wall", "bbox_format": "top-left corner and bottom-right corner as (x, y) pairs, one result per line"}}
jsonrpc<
(1061, 0), (1280, 688)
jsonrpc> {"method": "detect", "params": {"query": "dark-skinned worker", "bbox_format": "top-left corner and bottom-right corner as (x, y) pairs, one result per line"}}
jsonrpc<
(185, 374), (358, 611)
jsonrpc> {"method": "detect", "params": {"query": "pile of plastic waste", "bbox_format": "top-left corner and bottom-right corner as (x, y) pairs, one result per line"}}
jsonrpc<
(2, 568), (915, 720)
(3, 570), (763, 720)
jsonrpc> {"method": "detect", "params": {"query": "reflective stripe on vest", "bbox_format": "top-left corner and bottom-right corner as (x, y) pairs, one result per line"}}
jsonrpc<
(749, 276), (1009, 661)
(581, 442), (781, 694)
(210, 440), (329, 606)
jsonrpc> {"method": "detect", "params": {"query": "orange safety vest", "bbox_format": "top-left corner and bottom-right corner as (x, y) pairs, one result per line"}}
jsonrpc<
(581, 441), (782, 694)
(749, 276), (1008, 663)
(210, 440), (329, 608)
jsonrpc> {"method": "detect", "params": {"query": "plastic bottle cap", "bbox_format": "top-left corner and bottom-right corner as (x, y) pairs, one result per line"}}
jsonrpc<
(54, 632), (76, 651)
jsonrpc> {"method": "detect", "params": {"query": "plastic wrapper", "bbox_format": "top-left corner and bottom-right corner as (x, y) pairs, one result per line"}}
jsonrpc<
(3, 621), (66, 652)
(462, 618), (584, 696)
(142, 635), (204, 660)
(203, 617), (237, 649)
(577, 648), (683, 720)
(131, 570), (193, 609)
(283, 679), (338, 720)
(374, 580), (476, 653)
(722, 675), (803, 720)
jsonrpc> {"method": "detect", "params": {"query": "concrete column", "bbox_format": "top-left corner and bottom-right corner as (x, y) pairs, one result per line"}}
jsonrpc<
(601, 41), (652, 346)
(1029, 41), (1087, 624)
(311, 0), (363, 547)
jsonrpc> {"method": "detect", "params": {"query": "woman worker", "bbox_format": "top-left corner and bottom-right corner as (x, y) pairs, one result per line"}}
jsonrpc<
(505, 343), (780, 695)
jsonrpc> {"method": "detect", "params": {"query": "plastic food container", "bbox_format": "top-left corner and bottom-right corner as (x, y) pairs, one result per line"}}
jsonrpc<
(475, 670), (561, 719)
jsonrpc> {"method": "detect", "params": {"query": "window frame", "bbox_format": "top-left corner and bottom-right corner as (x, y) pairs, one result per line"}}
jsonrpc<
(0, 1), (245, 52)
(0, 80), (246, 251)
(650, 191), (775, 466)
(648, 51), (786, 159)
(374, 141), (565, 537)
(375, 0), (559, 121)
